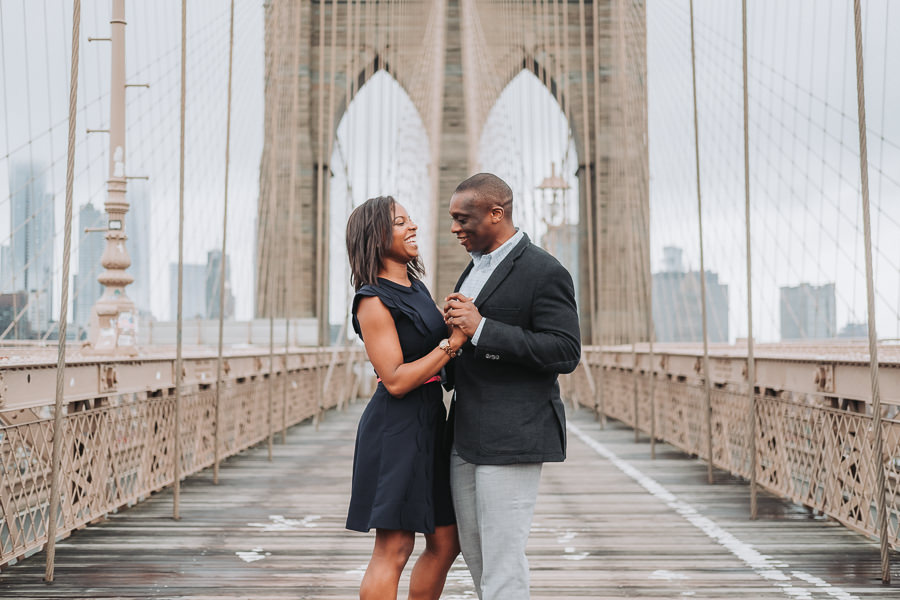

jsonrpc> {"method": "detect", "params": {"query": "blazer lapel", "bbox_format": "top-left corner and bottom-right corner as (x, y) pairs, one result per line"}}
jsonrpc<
(474, 234), (530, 308)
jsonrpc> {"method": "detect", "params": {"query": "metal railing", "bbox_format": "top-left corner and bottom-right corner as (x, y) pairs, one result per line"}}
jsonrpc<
(561, 346), (900, 552)
(0, 346), (370, 567)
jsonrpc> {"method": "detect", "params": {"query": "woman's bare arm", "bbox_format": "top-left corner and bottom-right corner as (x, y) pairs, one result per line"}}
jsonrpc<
(356, 295), (466, 397)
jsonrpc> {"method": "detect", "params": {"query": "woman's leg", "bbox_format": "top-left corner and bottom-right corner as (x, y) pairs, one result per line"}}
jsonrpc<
(408, 524), (461, 600)
(360, 529), (416, 600)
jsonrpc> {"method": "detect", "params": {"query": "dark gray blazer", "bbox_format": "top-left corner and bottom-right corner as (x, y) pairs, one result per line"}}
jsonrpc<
(450, 234), (581, 465)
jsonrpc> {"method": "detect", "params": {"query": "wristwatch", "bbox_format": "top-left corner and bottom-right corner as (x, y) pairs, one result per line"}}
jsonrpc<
(439, 338), (457, 358)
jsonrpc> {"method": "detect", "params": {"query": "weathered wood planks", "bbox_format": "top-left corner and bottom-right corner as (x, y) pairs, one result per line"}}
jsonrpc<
(0, 400), (896, 599)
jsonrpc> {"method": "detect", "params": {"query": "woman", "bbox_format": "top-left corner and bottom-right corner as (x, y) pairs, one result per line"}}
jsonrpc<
(345, 196), (465, 599)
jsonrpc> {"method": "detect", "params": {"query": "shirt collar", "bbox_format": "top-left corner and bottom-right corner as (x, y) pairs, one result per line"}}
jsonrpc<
(470, 229), (523, 267)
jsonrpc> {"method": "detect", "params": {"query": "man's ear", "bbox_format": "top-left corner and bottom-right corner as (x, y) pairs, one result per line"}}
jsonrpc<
(491, 206), (504, 223)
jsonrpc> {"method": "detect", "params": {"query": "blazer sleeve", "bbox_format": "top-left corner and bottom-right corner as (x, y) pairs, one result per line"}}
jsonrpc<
(473, 261), (581, 373)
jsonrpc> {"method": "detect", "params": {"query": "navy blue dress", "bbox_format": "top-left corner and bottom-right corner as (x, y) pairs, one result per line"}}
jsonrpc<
(346, 278), (455, 534)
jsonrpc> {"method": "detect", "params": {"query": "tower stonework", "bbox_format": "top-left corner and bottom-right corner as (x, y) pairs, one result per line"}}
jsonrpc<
(260, 0), (649, 345)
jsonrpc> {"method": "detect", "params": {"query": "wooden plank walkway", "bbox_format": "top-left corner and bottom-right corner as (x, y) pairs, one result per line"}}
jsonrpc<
(1, 399), (897, 599)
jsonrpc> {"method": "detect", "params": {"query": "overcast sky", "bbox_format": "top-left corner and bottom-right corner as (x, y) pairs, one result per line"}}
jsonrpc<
(1, 0), (898, 343)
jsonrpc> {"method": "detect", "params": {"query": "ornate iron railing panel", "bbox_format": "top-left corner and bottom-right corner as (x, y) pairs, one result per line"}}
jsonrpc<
(0, 347), (369, 567)
(562, 345), (900, 551)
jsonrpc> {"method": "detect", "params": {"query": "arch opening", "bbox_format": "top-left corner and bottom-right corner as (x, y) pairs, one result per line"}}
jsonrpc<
(328, 70), (432, 341)
(477, 69), (581, 298)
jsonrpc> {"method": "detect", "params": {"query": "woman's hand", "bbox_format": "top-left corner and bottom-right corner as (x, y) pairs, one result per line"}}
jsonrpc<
(449, 324), (468, 352)
(444, 293), (481, 338)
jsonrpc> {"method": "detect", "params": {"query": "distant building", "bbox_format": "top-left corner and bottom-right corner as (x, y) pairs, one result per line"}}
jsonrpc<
(662, 245), (683, 273)
(541, 223), (579, 297)
(205, 249), (235, 319)
(652, 247), (729, 343)
(73, 203), (105, 335)
(838, 321), (867, 338)
(0, 245), (12, 293)
(780, 283), (835, 340)
(170, 263), (206, 321)
(5, 161), (55, 336)
(0, 292), (32, 339)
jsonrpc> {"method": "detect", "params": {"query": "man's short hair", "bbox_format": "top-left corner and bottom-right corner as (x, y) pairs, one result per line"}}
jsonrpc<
(454, 173), (513, 209)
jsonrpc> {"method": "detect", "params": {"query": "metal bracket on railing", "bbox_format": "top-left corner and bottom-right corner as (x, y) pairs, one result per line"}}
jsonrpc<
(814, 364), (834, 393)
(99, 365), (118, 393)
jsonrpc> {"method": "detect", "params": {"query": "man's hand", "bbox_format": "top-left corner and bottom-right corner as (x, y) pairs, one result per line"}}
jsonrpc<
(444, 293), (481, 338)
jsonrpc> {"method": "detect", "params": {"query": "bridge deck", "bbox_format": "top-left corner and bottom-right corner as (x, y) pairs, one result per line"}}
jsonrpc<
(1, 400), (897, 599)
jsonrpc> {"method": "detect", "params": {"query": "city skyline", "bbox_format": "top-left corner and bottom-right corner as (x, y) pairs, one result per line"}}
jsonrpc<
(0, 1), (898, 343)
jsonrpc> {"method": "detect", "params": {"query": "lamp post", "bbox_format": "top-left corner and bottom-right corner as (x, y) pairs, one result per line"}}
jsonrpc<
(87, 0), (138, 355)
(536, 162), (571, 232)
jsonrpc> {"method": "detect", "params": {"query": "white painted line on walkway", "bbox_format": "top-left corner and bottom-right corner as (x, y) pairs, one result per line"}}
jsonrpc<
(567, 422), (859, 600)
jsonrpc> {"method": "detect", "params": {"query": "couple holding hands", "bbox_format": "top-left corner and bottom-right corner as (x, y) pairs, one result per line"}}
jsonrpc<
(345, 173), (581, 599)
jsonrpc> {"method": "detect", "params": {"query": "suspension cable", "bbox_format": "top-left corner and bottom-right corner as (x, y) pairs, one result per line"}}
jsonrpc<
(688, 0), (715, 485)
(590, 0), (605, 426)
(851, 0), (890, 584)
(213, 0), (235, 485)
(741, 0), (758, 520)
(44, 0), (79, 582)
(173, 0), (188, 521)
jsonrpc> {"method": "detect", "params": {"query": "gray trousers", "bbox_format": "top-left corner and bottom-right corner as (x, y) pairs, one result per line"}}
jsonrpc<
(450, 449), (543, 600)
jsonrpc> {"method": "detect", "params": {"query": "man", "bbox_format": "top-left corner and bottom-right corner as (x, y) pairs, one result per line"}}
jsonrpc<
(443, 173), (581, 599)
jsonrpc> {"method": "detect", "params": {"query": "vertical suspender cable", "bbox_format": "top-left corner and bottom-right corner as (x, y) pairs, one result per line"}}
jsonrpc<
(626, 0), (642, 443)
(281, 0), (305, 443)
(320, 0), (345, 405)
(173, 0), (188, 520)
(267, 212), (275, 460)
(614, 0), (626, 346)
(616, 0), (639, 441)
(591, 0), (605, 426)
(266, 0), (287, 458)
(575, 0), (596, 413)
(256, 4), (275, 322)
(688, 0), (714, 484)
(214, 0), (236, 485)
(314, 0), (329, 427)
(578, 2), (596, 353)
(851, 0), (890, 584)
(741, 0), (758, 519)
(266, 12), (279, 461)
(640, 1), (657, 458)
(574, 0), (593, 322)
(631, 1), (655, 458)
(44, 0), (79, 582)
(613, 0), (624, 345)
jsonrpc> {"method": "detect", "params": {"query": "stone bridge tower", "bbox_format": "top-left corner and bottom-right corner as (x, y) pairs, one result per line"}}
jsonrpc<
(258, 0), (649, 346)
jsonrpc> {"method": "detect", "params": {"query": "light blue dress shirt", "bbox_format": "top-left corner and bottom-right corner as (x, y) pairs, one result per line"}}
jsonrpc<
(458, 229), (524, 346)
